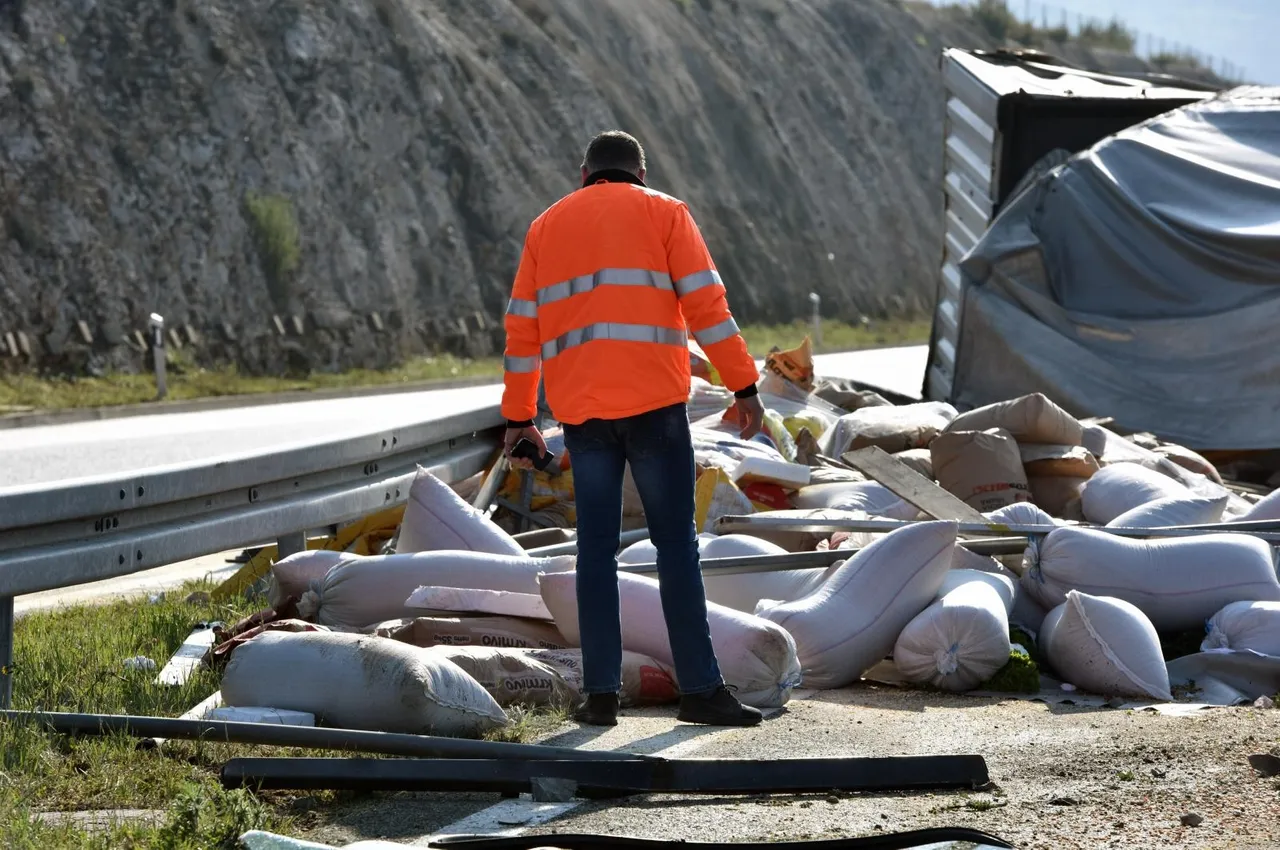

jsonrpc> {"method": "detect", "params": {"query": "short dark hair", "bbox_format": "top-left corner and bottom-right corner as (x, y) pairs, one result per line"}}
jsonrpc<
(582, 131), (646, 175)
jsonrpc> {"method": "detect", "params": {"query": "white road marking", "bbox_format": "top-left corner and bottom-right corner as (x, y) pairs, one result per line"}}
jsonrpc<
(419, 691), (812, 845)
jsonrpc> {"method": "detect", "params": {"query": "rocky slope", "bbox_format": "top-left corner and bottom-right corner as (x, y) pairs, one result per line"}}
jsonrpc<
(0, 0), (1202, 376)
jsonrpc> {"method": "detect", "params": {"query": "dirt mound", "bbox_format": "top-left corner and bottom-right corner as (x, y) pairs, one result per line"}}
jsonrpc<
(2, 0), (981, 374)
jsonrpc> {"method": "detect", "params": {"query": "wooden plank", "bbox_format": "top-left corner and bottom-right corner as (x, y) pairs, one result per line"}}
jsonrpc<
(841, 446), (989, 526)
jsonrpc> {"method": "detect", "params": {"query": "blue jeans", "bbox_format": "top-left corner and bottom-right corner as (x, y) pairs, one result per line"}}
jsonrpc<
(563, 402), (724, 696)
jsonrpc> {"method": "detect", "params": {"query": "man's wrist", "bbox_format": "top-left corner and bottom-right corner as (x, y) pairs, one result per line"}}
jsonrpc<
(506, 419), (535, 429)
(733, 384), (759, 400)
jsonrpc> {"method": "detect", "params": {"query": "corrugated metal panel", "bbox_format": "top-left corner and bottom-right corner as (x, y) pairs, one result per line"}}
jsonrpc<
(923, 49), (1214, 403)
(929, 51), (999, 403)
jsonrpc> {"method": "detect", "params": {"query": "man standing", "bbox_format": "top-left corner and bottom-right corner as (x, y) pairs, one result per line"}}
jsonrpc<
(501, 131), (766, 728)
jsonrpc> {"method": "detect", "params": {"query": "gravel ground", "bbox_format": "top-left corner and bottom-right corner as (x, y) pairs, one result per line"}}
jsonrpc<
(303, 685), (1280, 848)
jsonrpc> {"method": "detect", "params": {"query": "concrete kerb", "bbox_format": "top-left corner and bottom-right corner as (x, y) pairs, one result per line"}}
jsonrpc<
(0, 375), (502, 431)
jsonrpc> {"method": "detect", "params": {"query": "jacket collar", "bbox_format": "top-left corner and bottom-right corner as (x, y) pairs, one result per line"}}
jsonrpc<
(582, 168), (646, 188)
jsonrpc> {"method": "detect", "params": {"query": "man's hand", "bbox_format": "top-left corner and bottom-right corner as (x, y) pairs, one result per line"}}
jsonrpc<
(734, 394), (766, 441)
(504, 425), (549, 470)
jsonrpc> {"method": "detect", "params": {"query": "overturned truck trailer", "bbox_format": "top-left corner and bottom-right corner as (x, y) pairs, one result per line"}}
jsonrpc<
(924, 49), (1280, 451)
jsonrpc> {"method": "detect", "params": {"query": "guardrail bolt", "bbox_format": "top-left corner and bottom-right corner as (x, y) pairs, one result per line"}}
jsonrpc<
(248, 488), (259, 503)
(137, 486), (145, 498)
(119, 489), (126, 500)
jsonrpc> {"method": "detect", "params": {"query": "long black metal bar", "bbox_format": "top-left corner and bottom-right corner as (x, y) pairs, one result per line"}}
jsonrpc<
(0, 711), (655, 763)
(221, 755), (990, 796)
(425, 826), (1017, 850)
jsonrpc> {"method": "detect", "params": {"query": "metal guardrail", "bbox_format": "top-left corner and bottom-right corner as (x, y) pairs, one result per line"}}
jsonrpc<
(0, 403), (506, 708)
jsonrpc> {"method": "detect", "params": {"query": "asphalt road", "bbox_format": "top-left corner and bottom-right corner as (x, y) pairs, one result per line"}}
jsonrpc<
(0, 346), (927, 490)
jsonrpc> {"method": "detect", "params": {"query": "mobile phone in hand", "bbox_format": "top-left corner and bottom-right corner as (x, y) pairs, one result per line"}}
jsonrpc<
(511, 438), (556, 471)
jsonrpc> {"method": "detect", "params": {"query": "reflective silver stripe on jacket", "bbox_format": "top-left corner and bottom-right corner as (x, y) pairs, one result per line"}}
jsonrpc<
(674, 269), (723, 298)
(692, 317), (741, 347)
(504, 355), (540, 373)
(506, 297), (538, 318)
(541, 323), (688, 361)
(536, 268), (674, 307)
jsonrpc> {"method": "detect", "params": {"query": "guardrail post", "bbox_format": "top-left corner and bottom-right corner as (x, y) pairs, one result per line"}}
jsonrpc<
(0, 595), (13, 709)
(149, 313), (168, 400)
(277, 532), (307, 559)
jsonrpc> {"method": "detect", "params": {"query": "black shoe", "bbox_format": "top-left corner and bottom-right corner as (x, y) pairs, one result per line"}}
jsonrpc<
(677, 684), (763, 727)
(573, 692), (619, 726)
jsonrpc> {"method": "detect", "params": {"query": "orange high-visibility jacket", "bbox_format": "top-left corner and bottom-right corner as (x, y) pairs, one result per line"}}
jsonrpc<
(501, 171), (758, 426)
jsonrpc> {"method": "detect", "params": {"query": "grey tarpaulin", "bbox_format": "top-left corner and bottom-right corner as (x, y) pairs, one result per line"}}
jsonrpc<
(951, 86), (1280, 450)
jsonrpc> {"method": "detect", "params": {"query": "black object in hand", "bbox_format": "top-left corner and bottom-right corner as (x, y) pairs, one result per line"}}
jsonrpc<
(511, 438), (556, 471)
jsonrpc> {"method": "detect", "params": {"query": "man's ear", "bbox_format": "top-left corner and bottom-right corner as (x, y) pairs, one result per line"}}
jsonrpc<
(581, 166), (590, 186)
(637, 167), (646, 182)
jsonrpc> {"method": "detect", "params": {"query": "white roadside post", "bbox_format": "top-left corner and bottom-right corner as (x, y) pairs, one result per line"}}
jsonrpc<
(809, 292), (822, 352)
(149, 313), (168, 401)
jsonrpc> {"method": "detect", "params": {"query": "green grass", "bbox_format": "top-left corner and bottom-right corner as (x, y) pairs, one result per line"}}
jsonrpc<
(1, 579), (570, 847)
(0, 353), (502, 412)
(245, 192), (300, 286)
(0, 582), (298, 847)
(1, 318), (929, 413)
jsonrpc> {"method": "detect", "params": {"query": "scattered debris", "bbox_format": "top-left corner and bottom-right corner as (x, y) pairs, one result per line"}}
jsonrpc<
(1180, 812), (1204, 827)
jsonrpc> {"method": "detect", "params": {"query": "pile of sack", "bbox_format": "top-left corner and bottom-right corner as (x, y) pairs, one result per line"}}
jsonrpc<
(208, 342), (1280, 737)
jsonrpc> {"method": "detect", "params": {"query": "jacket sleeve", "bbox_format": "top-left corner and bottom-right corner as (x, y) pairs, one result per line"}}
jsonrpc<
(665, 202), (758, 394)
(501, 226), (542, 424)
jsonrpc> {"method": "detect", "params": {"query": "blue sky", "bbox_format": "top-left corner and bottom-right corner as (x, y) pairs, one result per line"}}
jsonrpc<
(936, 0), (1278, 84)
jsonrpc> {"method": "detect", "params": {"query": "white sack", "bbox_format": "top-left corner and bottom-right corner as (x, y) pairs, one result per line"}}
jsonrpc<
(1202, 601), (1280, 657)
(984, 502), (1059, 528)
(397, 467), (525, 556)
(538, 571), (801, 708)
(938, 569), (1015, 614)
(1241, 488), (1280, 522)
(757, 521), (957, 689)
(268, 550), (348, 610)
(1010, 586), (1049, 633)
(1091, 428), (1251, 519)
(1021, 526), (1280, 632)
(820, 402), (957, 457)
(701, 534), (830, 613)
(1080, 463), (1191, 524)
(222, 631), (507, 736)
(950, 545), (1006, 576)
(1040, 591), (1173, 701)
(617, 534), (828, 613)
(1106, 495), (1228, 529)
(299, 552), (576, 630)
(893, 580), (1012, 692)
(617, 534), (717, 565)
(793, 482), (919, 521)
